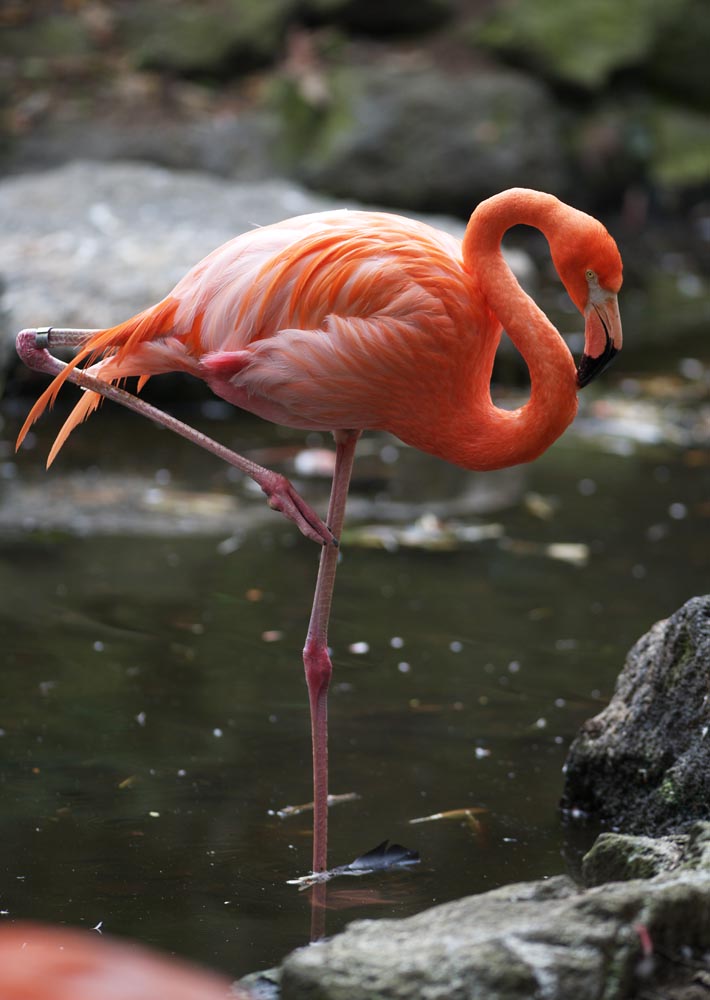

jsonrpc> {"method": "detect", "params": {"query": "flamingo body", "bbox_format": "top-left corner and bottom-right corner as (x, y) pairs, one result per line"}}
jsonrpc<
(16, 189), (623, 876)
(32, 210), (500, 466)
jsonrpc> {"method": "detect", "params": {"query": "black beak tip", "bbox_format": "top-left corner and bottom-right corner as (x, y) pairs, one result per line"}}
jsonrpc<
(576, 346), (618, 389)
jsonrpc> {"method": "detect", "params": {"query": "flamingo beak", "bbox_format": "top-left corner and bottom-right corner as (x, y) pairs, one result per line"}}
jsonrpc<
(576, 294), (622, 388)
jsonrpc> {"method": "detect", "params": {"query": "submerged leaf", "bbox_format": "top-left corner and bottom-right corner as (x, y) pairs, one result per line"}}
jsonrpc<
(347, 840), (420, 871)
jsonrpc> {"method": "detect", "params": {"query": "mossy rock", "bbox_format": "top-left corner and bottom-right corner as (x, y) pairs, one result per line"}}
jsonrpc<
(583, 824), (710, 886)
(468, 0), (683, 91)
(563, 596), (710, 835)
(582, 832), (686, 886)
(648, 103), (710, 188)
(268, 60), (566, 214)
(4, 14), (94, 62)
(570, 95), (710, 197)
(119, 0), (297, 76)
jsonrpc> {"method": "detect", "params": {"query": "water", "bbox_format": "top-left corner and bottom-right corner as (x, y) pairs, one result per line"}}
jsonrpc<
(0, 381), (709, 979)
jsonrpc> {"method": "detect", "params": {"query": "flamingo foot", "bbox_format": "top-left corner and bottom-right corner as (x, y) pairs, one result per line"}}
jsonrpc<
(264, 473), (337, 548)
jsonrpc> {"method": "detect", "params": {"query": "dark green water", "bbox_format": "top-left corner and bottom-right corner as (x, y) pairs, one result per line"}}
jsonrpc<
(0, 385), (709, 978)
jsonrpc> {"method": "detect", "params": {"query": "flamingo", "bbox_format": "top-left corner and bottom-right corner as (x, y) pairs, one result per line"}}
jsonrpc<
(16, 188), (623, 877)
(0, 922), (242, 999)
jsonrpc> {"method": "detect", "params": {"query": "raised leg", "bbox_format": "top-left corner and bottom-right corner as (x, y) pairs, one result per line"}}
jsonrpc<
(303, 428), (360, 874)
(16, 328), (335, 546)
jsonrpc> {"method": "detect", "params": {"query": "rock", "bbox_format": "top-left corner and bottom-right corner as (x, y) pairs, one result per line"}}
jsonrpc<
(5, 110), (282, 182)
(118, 0), (297, 76)
(582, 831), (687, 886)
(467, 0), (679, 91)
(271, 866), (710, 999)
(582, 823), (710, 887)
(3, 11), (95, 61)
(646, 102), (710, 190)
(562, 596), (710, 834)
(271, 60), (566, 215)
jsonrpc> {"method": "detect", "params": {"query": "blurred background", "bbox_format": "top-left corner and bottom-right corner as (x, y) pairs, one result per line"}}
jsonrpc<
(3, 0), (710, 213)
(0, 0), (709, 984)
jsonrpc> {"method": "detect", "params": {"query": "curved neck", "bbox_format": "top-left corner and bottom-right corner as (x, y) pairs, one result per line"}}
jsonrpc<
(456, 189), (579, 471)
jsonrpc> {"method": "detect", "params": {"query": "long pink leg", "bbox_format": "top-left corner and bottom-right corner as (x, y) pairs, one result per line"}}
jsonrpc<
(303, 428), (360, 874)
(16, 328), (335, 546)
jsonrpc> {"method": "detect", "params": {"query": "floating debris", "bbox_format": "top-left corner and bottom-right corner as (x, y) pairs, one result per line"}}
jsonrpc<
(523, 491), (558, 520)
(292, 448), (337, 478)
(140, 488), (237, 518)
(409, 806), (487, 839)
(343, 514), (504, 552)
(545, 543), (590, 567)
(499, 538), (590, 567)
(275, 791), (361, 819)
(216, 534), (242, 556)
(288, 840), (420, 890)
(409, 806), (488, 825)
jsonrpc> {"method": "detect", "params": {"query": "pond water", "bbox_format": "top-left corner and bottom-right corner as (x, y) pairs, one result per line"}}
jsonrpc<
(0, 368), (709, 979)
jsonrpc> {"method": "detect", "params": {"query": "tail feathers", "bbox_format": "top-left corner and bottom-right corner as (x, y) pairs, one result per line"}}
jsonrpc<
(46, 389), (103, 468)
(16, 297), (180, 459)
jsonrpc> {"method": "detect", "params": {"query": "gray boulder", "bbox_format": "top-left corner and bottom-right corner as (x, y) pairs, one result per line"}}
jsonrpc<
(562, 595), (710, 834)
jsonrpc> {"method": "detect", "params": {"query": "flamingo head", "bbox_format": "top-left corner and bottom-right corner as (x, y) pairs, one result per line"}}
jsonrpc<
(551, 215), (623, 389)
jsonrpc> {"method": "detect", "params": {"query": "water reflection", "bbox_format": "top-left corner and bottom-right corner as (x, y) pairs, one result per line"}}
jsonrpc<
(0, 385), (709, 976)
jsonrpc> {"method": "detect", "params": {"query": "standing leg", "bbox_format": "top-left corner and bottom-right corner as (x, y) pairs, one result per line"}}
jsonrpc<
(303, 429), (360, 875)
(15, 329), (334, 546)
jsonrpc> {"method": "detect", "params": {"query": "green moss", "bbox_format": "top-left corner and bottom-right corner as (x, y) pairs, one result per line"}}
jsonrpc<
(122, 0), (293, 75)
(468, 0), (681, 90)
(266, 61), (355, 166)
(660, 775), (678, 804)
(650, 104), (710, 187)
(583, 832), (683, 884)
(5, 15), (93, 61)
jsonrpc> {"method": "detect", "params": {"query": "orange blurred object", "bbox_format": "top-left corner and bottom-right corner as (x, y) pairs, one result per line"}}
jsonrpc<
(0, 923), (246, 1000)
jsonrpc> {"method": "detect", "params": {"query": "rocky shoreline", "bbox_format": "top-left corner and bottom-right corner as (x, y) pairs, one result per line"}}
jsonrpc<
(239, 598), (710, 1000)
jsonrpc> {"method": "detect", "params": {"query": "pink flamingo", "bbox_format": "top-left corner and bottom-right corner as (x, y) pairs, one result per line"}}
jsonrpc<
(16, 188), (623, 877)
